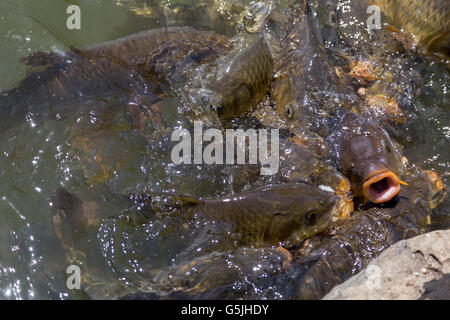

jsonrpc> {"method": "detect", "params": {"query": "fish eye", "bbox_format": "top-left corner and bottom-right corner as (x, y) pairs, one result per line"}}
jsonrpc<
(306, 210), (318, 224)
(285, 104), (294, 119)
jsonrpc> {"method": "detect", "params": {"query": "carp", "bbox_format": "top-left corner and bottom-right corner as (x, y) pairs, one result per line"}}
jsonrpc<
(0, 26), (273, 133)
(325, 112), (408, 204)
(369, 0), (450, 56)
(174, 183), (347, 246)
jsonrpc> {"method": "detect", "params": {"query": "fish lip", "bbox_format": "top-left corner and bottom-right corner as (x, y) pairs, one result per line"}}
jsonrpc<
(362, 169), (401, 204)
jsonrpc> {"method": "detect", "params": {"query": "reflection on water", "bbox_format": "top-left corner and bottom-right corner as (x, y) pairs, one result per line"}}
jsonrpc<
(0, 0), (448, 299)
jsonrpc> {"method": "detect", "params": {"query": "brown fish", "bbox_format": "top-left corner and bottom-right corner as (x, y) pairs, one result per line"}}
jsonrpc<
(209, 35), (273, 120)
(0, 26), (273, 132)
(175, 183), (343, 246)
(327, 112), (407, 203)
(0, 27), (231, 130)
(369, 0), (450, 55)
(263, 0), (360, 136)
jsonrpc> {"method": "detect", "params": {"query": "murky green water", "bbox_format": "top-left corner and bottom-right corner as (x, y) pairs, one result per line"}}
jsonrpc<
(0, 0), (448, 299)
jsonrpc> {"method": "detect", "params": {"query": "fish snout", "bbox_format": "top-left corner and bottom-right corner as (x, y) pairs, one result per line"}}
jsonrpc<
(362, 169), (407, 203)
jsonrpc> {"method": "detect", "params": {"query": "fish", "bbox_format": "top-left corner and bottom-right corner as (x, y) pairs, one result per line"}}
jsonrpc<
(326, 112), (407, 204)
(0, 27), (231, 131)
(369, 0), (450, 55)
(0, 26), (273, 132)
(262, 1), (406, 203)
(209, 35), (273, 120)
(175, 183), (341, 246)
(134, 169), (447, 300)
(263, 0), (360, 137)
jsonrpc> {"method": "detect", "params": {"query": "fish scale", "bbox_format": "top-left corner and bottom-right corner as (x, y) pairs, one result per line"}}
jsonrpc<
(180, 184), (339, 246)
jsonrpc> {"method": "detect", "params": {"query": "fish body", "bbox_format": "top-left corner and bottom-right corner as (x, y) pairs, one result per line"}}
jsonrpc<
(369, 0), (450, 55)
(0, 27), (232, 132)
(326, 112), (406, 203)
(210, 35), (273, 119)
(180, 183), (338, 245)
(264, 0), (359, 135)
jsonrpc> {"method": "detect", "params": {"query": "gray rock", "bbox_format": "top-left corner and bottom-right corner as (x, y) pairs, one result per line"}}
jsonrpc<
(323, 230), (450, 300)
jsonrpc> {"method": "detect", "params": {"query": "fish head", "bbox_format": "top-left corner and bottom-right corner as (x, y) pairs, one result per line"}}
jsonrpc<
(366, 170), (447, 230)
(269, 5), (359, 137)
(337, 118), (406, 204)
(402, 170), (447, 211)
(272, 67), (305, 122)
(267, 184), (337, 243)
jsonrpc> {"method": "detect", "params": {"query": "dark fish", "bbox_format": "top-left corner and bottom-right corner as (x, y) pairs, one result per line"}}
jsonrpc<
(134, 169), (446, 299)
(369, 0), (450, 55)
(264, 0), (359, 135)
(209, 35), (273, 119)
(176, 183), (341, 246)
(0, 27), (232, 132)
(326, 112), (407, 204)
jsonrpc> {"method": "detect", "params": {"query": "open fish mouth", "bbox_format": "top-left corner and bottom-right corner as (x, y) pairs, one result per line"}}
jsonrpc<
(362, 170), (407, 203)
